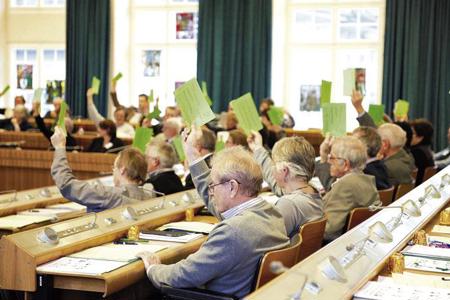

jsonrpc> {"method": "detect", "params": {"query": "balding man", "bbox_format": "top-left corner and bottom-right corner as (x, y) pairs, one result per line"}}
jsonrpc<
(378, 123), (416, 186)
(137, 127), (290, 298)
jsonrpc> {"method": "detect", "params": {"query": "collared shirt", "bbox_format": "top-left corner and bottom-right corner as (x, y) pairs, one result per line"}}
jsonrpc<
(221, 197), (265, 219)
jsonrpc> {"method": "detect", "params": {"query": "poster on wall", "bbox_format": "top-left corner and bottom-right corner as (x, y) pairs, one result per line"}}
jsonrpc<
(299, 85), (321, 112)
(176, 13), (197, 39)
(46, 80), (65, 104)
(17, 64), (33, 90)
(175, 81), (185, 90)
(142, 50), (161, 77)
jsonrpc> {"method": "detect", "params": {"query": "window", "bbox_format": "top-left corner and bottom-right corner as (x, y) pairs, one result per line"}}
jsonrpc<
(10, 0), (65, 7)
(112, 0), (198, 111)
(272, 0), (385, 131)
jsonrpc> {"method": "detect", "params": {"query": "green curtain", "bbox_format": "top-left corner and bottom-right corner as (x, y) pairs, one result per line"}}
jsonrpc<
(65, 0), (110, 117)
(197, 0), (272, 112)
(382, 0), (450, 150)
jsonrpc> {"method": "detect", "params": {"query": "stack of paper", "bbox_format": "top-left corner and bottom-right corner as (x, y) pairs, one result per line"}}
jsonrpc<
(158, 221), (215, 234)
(0, 214), (53, 230)
(69, 243), (167, 262)
(37, 257), (128, 276)
(46, 202), (87, 211)
(402, 245), (450, 275)
(402, 245), (450, 260)
(139, 230), (203, 243)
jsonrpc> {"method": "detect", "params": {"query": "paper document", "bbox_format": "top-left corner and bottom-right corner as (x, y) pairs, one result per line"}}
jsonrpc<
(267, 107), (284, 126)
(37, 257), (128, 276)
(132, 127), (153, 153)
(230, 93), (263, 135)
(404, 255), (450, 274)
(322, 103), (346, 136)
(320, 80), (332, 105)
(158, 221), (215, 234)
(368, 104), (385, 126)
(17, 208), (73, 219)
(0, 214), (53, 230)
(139, 231), (203, 243)
(392, 272), (450, 289)
(69, 243), (167, 262)
(402, 244), (450, 260)
(46, 202), (87, 211)
(431, 225), (450, 234)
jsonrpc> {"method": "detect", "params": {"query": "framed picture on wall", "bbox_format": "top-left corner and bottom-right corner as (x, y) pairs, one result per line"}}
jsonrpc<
(142, 50), (161, 77)
(176, 12), (197, 39)
(16, 64), (33, 90)
(299, 85), (321, 112)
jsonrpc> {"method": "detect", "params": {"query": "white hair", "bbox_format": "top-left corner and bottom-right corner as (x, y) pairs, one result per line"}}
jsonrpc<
(332, 136), (367, 171)
(378, 123), (406, 149)
(164, 117), (183, 132)
(146, 141), (178, 168)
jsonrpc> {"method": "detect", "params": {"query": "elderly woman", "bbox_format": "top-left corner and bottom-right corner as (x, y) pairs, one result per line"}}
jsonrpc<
(247, 131), (324, 238)
(87, 119), (125, 153)
(319, 136), (381, 242)
(144, 140), (184, 196)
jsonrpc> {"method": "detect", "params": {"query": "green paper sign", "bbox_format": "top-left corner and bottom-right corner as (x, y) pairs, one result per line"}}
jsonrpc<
(147, 105), (161, 120)
(0, 85), (10, 97)
(322, 103), (346, 137)
(320, 80), (332, 105)
(57, 101), (68, 136)
(368, 104), (385, 126)
(149, 89), (154, 103)
(174, 78), (215, 126)
(267, 106), (284, 126)
(230, 93), (263, 135)
(132, 127), (154, 153)
(112, 72), (123, 82)
(33, 88), (43, 102)
(215, 140), (225, 153)
(394, 99), (409, 118)
(91, 76), (101, 95)
(172, 135), (186, 162)
(201, 81), (212, 106)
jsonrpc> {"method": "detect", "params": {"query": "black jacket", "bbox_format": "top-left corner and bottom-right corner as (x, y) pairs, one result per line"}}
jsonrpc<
(87, 137), (125, 153)
(411, 144), (434, 185)
(145, 169), (184, 196)
(34, 115), (77, 149)
(364, 159), (392, 190)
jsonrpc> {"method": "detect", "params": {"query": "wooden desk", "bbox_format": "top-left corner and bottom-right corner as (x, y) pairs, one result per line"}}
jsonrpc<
(246, 167), (450, 300)
(284, 129), (325, 156)
(0, 189), (206, 297)
(0, 149), (116, 191)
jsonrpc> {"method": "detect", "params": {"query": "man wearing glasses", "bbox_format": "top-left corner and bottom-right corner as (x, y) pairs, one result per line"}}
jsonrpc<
(137, 126), (290, 299)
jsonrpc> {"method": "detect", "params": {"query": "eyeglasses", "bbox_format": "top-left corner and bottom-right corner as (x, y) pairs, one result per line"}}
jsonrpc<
(328, 154), (347, 162)
(207, 179), (240, 195)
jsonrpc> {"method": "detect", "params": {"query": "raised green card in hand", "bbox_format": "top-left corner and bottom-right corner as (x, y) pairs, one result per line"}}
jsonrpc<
(132, 127), (154, 153)
(0, 85), (10, 97)
(57, 101), (68, 137)
(321, 80), (332, 105)
(201, 81), (213, 106)
(267, 106), (284, 126)
(368, 104), (385, 126)
(174, 78), (215, 126)
(172, 135), (186, 162)
(91, 76), (101, 95)
(322, 103), (346, 137)
(112, 72), (122, 82)
(149, 89), (154, 103)
(230, 93), (263, 135)
(394, 99), (409, 118)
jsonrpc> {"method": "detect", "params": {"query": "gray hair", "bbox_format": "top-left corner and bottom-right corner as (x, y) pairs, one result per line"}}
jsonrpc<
(146, 141), (179, 168)
(378, 123), (406, 149)
(211, 146), (262, 197)
(272, 136), (316, 182)
(164, 117), (182, 133)
(331, 136), (367, 171)
(353, 126), (381, 158)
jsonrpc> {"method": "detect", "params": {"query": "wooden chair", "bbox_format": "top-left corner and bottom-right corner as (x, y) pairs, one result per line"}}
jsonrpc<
(253, 236), (303, 289)
(422, 166), (437, 182)
(393, 183), (415, 200)
(378, 186), (395, 206)
(346, 208), (377, 231)
(296, 216), (327, 262)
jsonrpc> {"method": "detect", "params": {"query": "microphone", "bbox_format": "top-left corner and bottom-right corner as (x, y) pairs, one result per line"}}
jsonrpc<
(368, 200), (421, 232)
(105, 145), (130, 153)
(269, 261), (309, 300)
(0, 190), (18, 205)
(141, 184), (168, 208)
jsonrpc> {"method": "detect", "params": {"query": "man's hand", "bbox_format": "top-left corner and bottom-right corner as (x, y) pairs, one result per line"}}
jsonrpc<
(136, 251), (160, 270)
(319, 134), (334, 163)
(51, 126), (66, 149)
(247, 130), (263, 152)
(11, 118), (20, 132)
(32, 102), (41, 117)
(86, 88), (94, 103)
(351, 90), (364, 115)
(111, 80), (117, 93)
(182, 125), (202, 163)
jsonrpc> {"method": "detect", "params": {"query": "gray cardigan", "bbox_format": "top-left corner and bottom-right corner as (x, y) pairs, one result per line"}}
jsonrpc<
(253, 147), (324, 238)
(51, 148), (150, 212)
(147, 159), (290, 299)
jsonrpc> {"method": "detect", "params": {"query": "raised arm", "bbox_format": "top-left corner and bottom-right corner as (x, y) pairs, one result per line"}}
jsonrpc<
(351, 90), (377, 128)
(86, 88), (105, 126)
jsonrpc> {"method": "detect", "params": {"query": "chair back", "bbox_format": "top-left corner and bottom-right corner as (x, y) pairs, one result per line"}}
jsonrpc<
(346, 207), (377, 231)
(378, 186), (395, 206)
(296, 216), (327, 262)
(422, 166), (437, 182)
(394, 183), (415, 200)
(254, 237), (302, 289)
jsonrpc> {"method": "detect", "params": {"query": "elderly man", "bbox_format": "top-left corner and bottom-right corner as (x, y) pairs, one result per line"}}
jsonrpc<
(137, 127), (290, 299)
(44, 97), (62, 119)
(378, 123), (416, 186)
(0, 104), (32, 131)
(318, 136), (381, 242)
(144, 141), (184, 195)
(50, 127), (151, 212)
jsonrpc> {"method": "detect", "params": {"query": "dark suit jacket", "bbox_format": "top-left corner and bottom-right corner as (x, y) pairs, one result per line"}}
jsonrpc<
(87, 137), (124, 153)
(145, 169), (184, 196)
(34, 115), (77, 149)
(364, 159), (392, 190)
(0, 118), (33, 131)
(184, 153), (213, 190)
(411, 144), (434, 185)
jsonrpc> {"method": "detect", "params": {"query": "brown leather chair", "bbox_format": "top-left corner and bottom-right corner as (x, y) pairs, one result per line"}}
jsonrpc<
(422, 166), (437, 182)
(378, 186), (395, 206)
(394, 183), (415, 200)
(253, 236), (302, 289)
(346, 208), (377, 231)
(296, 216), (327, 262)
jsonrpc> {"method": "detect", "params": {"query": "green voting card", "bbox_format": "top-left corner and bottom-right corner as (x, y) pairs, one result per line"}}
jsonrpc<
(33, 88), (43, 102)
(201, 81), (213, 106)
(147, 105), (161, 120)
(343, 68), (366, 96)
(368, 104), (385, 126)
(0, 85), (10, 97)
(172, 135), (186, 162)
(215, 140), (225, 153)
(174, 78), (215, 126)
(322, 103), (346, 137)
(320, 80), (332, 105)
(394, 99), (409, 118)
(149, 89), (154, 103)
(132, 127), (154, 153)
(230, 93), (263, 135)
(112, 72), (123, 82)
(267, 106), (284, 126)
(57, 101), (68, 136)
(91, 76), (101, 95)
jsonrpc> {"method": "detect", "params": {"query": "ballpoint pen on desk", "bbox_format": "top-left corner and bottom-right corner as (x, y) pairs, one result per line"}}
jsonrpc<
(113, 240), (138, 245)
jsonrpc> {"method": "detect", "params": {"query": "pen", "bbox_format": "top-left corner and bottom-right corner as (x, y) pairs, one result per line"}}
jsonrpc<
(113, 241), (137, 245)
